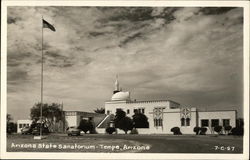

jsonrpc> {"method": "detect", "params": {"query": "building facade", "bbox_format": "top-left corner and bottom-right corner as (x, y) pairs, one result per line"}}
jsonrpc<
(17, 119), (32, 133)
(97, 77), (237, 134)
(65, 111), (106, 129)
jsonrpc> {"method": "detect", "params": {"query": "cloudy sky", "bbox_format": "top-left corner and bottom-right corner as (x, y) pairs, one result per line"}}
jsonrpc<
(7, 7), (243, 121)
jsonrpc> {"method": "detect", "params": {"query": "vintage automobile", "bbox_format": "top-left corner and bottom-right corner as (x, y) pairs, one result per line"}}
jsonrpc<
(32, 125), (50, 135)
(21, 126), (32, 134)
(66, 126), (81, 136)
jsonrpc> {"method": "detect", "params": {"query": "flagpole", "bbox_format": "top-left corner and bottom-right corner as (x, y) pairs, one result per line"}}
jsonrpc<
(40, 16), (44, 138)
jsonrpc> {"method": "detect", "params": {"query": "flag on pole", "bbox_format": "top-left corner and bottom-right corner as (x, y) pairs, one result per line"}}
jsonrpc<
(43, 19), (56, 32)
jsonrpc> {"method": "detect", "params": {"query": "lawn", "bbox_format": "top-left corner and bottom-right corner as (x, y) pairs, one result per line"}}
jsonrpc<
(7, 134), (243, 153)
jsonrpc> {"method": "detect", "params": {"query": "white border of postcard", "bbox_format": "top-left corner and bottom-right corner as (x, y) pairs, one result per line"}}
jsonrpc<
(1, 1), (249, 159)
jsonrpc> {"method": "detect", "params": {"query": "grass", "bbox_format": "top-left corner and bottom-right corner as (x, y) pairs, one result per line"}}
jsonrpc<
(7, 133), (243, 153)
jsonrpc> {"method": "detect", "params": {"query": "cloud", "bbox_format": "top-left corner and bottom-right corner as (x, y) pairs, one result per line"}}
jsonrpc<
(7, 7), (243, 121)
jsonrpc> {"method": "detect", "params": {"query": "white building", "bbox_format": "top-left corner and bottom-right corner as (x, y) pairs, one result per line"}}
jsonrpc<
(65, 111), (106, 129)
(96, 77), (237, 134)
(17, 119), (32, 133)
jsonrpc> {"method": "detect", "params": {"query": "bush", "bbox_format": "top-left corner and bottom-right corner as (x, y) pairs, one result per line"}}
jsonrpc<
(230, 127), (244, 136)
(224, 125), (232, 134)
(214, 126), (222, 135)
(193, 127), (200, 135)
(89, 129), (97, 134)
(106, 127), (116, 134)
(130, 128), (138, 134)
(200, 127), (207, 135)
(170, 127), (182, 135)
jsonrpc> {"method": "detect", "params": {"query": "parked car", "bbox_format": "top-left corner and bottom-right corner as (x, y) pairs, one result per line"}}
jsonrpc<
(21, 126), (32, 134)
(32, 125), (49, 135)
(67, 126), (81, 136)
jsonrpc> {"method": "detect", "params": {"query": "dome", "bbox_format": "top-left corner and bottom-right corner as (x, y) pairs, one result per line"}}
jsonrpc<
(111, 91), (130, 101)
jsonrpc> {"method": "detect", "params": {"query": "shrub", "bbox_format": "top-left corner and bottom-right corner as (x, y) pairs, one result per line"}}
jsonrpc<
(193, 127), (200, 135)
(106, 127), (116, 134)
(130, 128), (138, 134)
(200, 127), (207, 135)
(230, 127), (244, 136)
(89, 129), (97, 134)
(214, 126), (222, 135)
(170, 127), (182, 135)
(224, 125), (232, 134)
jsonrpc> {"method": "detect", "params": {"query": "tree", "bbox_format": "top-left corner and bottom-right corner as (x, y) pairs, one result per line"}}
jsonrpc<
(7, 114), (12, 123)
(229, 118), (244, 136)
(230, 127), (244, 136)
(236, 118), (244, 128)
(114, 109), (133, 134)
(78, 119), (93, 134)
(30, 103), (63, 132)
(114, 109), (126, 128)
(117, 117), (133, 134)
(6, 114), (13, 134)
(94, 107), (105, 114)
(132, 113), (149, 128)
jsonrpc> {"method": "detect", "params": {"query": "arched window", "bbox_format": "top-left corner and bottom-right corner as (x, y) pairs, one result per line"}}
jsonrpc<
(186, 118), (190, 126)
(181, 118), (185, 126)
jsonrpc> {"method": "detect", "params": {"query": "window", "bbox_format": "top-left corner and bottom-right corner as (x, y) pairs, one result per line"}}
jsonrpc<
(223, 119), (230, 127)
(127, 109), (130, 114)
(19, 124), (22, 128)
(159, 119), (162, 126)
(142, 108), (145, 114)
(153, 107), (164, 127)
(107, 110), (110, 115)
(154, 119), (163, 127)
(181, 118), (190, 126)
(181, 118), (185, 126)
(201, 119), (209, 127)
(154, 119), (157, 126)
(186, 118), (190, 126)
(136, 108), (145, 114)
(134, 109), (138, 114)
(211, 119), (219, 127)
(116, 108), (122, 112)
